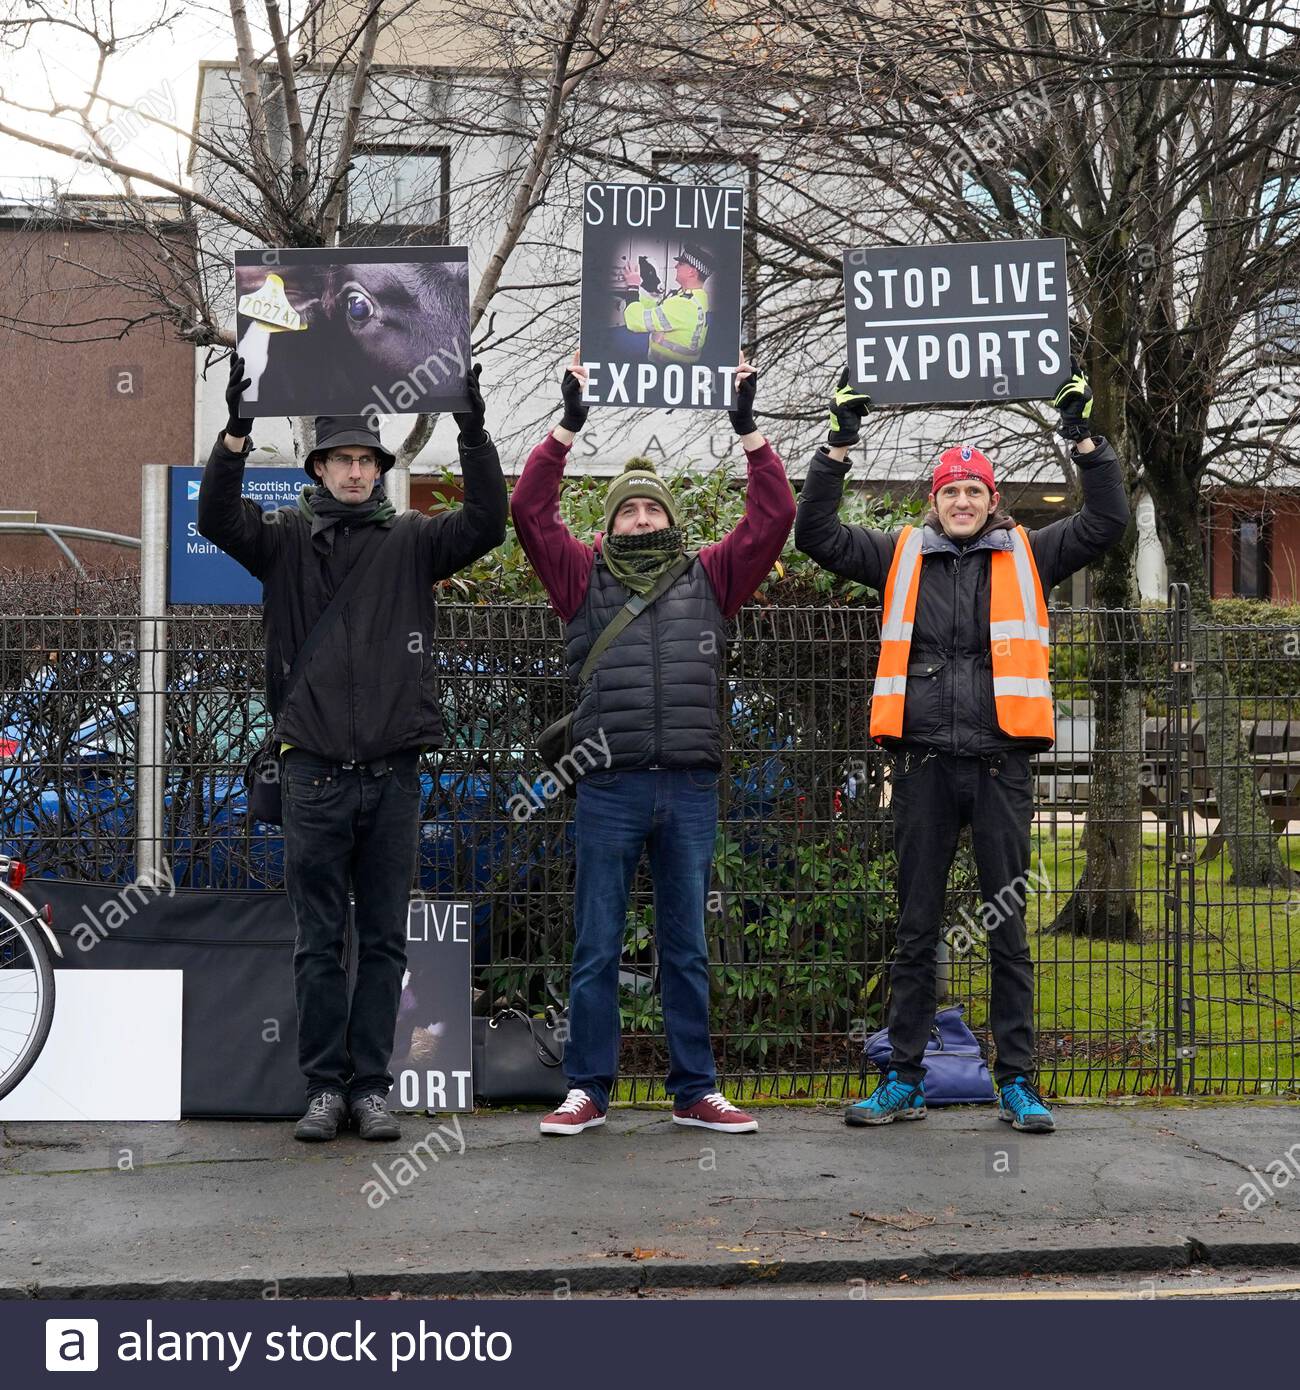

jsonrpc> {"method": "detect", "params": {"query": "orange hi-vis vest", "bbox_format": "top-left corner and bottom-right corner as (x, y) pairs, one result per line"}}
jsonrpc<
(869, 523), (1055, 745)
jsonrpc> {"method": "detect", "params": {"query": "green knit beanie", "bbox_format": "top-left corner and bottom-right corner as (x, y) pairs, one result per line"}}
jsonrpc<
(603, 457), (679, 533)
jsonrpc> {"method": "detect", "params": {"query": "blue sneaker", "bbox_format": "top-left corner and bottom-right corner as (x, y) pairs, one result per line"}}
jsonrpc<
(845, 1070), (927, 1127)
(997, 1076), (1055, 1133)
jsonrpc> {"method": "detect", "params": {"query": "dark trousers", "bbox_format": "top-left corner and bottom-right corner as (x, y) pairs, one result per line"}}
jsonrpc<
(887, 746), (1037, 1086)
(565, 768), (721, 1112)
(281, 746), (422, 1102)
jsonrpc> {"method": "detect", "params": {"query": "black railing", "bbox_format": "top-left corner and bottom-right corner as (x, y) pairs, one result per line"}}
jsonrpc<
(2, 594), (1297, 1099)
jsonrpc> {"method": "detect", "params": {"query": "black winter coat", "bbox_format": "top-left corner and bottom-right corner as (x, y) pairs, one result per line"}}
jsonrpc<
(197, 433), (507, 763)
(793, 437), (1130, 755)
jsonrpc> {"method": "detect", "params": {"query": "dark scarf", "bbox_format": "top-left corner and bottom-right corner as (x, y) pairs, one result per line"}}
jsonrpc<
(297, 484), (396, 551)
(601, 526), (685, 596)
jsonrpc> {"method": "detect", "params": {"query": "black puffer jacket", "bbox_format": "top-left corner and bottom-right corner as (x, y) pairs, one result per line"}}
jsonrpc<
(197, 432), (507, 763)
(567, 555), (727, 770)
(793, 437), (1129, 755)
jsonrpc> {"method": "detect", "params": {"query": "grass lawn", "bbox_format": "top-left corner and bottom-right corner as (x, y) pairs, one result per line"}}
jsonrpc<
(965, 820), (1300, 1098)
(610, 822), (1300, 1105)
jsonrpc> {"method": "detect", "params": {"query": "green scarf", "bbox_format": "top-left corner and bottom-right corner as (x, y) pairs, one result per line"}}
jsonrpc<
(601, 526), (685, 596)
(297, 484), (396, 550)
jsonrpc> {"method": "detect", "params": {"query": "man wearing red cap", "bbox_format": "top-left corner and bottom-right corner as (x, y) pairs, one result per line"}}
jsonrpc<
(795, 365), (1128, 1133)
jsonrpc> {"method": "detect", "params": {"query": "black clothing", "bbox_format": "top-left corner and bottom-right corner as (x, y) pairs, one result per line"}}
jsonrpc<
(566, 554), (727, 771)
(197, 432), (507, 763)
(887, 747), (1037, 1085)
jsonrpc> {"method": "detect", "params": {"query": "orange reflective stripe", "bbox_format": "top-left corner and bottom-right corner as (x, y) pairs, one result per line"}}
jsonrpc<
(989, 526), (1053, 740)
(870, 526), (923, 740)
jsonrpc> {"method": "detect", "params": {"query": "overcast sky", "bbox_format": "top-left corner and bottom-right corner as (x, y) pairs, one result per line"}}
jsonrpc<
(0, 2), (257, 198)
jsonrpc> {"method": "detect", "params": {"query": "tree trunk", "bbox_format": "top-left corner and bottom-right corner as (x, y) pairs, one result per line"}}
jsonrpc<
(1161, 507), (1295, 888)
(1049, 535), (1144, 941)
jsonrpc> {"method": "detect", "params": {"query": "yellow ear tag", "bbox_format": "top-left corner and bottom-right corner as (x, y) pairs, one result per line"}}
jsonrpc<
(237, 273), (307, 333)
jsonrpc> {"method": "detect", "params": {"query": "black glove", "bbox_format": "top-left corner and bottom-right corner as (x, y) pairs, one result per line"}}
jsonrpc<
(728, 368), (758, 436)
(827, 367), (872, 447)
(560, 365), (589, 433)
(1053, 356), (1094, 442)
(638, 255), (662, 296)
(224, 353), (253, 440)
(452, 363), (488, 447)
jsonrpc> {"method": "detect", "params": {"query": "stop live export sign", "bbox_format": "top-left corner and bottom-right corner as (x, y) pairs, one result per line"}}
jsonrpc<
(842, 238), (1071, 405)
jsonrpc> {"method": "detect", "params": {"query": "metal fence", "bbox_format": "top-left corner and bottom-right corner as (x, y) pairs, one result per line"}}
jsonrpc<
(2, 587), (1298, 1100)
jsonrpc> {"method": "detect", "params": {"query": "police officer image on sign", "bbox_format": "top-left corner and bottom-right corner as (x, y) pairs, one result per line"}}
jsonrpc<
(618, 239), (713, 368)
(794, 361), (1129, 1135)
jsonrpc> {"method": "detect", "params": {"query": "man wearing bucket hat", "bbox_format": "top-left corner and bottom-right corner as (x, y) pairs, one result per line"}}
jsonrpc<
(510, 352), (795, 1136)
(198, 354), (506, 1142)
(794, 362), (1128, 1134)
(621, 239), (713, 367)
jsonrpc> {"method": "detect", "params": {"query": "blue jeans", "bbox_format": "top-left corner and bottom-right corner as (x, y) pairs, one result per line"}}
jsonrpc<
(281, 746), (422, 1103)
(566, 767), (721, 1112)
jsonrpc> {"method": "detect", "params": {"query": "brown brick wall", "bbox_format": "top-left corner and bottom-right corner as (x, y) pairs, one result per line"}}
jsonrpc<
(1208, 491), (1300, 602)
(0, 220), (194, 574)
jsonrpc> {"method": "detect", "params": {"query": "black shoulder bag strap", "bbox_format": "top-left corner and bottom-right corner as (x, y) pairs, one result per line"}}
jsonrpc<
(576, 551), (695, 688)
(277, 527), (390, 718)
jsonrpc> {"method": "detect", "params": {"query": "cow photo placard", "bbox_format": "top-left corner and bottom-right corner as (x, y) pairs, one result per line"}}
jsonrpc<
(579, 181), (745, 410)
(233, 245), (471, 418)
(842, 238), (1071, 405)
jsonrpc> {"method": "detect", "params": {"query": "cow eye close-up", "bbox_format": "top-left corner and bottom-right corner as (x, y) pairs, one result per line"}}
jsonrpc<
(343, 286), (376, 325)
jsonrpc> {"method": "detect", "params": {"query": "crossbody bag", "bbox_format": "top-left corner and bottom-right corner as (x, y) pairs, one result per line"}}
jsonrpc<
(537, 552), (694, 792)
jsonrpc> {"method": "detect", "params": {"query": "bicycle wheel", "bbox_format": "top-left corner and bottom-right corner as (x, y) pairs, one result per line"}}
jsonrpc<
(0, 896), (56, 1101)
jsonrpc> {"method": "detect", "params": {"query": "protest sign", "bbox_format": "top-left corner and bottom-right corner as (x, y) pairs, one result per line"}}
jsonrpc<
(842, 238), (1071, 404)
(233, 246), (471, 419)
(579, 182), (745, 410)
(391, 900), (473, 1114)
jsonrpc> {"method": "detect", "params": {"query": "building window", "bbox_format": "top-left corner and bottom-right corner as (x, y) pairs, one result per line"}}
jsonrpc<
(1257, 292), (1300, 367)
(650, 153), (758, 348)
(343, 146), (450, 246)
(1256, 176), (1300, 366)
(1232, 510), (1271, 599)
(960, 168), (1040, 228)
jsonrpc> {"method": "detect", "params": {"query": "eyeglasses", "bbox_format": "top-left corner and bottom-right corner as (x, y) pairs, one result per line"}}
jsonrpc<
(324, 452), (380, 471)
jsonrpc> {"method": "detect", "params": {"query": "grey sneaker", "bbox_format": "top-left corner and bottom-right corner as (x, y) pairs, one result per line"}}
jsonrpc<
(294, 1090), (348, 1142)
(350, 1092), (402, 1141)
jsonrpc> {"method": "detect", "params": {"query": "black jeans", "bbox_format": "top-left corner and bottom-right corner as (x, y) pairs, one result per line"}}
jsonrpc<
(281, 746), (422, 1102)
(887, 745), (1037, 1086)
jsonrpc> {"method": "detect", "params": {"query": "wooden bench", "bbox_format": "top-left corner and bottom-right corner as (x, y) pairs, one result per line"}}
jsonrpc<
(1033, 716), (1300, 861)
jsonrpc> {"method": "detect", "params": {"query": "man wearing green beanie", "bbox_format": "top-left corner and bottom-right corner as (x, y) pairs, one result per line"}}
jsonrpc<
(597, 458), (683, 595)
(512, 352), (795, 1137)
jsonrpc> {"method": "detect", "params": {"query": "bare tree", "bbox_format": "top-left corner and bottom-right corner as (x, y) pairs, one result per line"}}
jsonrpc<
(0, 0), (616, 464)
(605, 0), (1300, 907)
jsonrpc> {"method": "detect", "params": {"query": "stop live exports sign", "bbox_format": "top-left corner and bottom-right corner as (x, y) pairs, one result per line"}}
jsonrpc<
(842, 238), (1071, 405)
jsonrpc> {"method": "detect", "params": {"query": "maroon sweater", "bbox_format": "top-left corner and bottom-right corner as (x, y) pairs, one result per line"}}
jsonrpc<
(510, 432), (796, 622)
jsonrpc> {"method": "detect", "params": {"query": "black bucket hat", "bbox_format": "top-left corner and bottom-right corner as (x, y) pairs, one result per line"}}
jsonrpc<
(304, 415), (396, 480)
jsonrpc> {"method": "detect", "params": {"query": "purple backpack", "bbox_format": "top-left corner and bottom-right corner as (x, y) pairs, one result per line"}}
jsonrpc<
(862, 1005), (996, 1105)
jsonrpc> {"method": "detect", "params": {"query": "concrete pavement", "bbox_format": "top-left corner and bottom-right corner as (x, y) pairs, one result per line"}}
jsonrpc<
(3, 1101), (1299, 1298)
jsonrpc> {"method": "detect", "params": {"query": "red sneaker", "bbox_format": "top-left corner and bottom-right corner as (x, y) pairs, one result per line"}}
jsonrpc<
(539, 1089), (606, 1136)
(672, 1091), (758, 1133)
